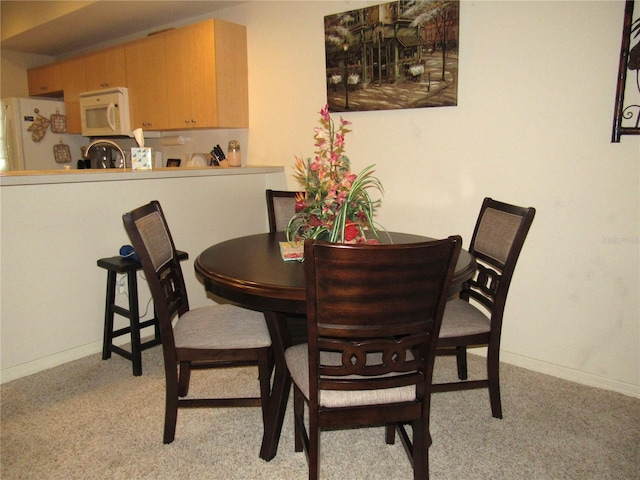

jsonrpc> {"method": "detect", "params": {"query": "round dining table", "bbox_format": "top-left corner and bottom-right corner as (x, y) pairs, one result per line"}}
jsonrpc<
(194, 231), (476, 461)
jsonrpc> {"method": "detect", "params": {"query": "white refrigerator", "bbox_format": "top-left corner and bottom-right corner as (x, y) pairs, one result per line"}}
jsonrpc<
(2, 97), (86, 171)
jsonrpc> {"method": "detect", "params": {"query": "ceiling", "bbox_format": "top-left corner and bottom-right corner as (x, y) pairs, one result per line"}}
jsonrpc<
(1, 1), (242, 57)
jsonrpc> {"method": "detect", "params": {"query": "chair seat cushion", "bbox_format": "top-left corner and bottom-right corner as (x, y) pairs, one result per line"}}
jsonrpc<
(285, 344), (416, 408)
(174, 304), (271, 349)
(439, 299), (491, 338)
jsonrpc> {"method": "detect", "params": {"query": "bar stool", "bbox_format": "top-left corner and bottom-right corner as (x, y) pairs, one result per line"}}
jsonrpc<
(97, 250), (188, 375)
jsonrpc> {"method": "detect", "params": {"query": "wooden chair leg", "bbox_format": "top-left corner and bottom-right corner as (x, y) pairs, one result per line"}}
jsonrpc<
(257, 348), (273, 425)
(455, 346), (468, 380)
(163, 365), (179, 444)
(177, 361), (191, 397)
(487, 348), (503, 419)
(293, 386), (304, 452)
(412, 418), (429, 480)
(385, 424), (396, 444)
(308, 409), (320, 480)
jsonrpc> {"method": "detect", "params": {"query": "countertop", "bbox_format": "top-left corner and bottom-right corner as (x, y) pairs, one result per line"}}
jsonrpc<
(0, 165), (284, 186)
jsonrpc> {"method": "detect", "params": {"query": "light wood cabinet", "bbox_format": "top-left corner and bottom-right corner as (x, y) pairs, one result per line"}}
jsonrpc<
(84, 46), (127, 90)
(59, 57), (86, 134)
(27, 63), (63, 96)
(25, 18), (248, 132)
(125, 34), (169, 131)
(209, 19), (249, 128)
(165, 21), (216, 129)
(165, 19), (248, 129)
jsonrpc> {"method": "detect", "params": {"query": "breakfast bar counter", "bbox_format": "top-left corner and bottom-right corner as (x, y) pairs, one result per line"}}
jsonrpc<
(0, 165), (286, 383)
(0, 165), (283, 186)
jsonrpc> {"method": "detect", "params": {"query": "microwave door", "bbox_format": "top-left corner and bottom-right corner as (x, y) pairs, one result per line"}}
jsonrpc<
(86, 106), (109, 132)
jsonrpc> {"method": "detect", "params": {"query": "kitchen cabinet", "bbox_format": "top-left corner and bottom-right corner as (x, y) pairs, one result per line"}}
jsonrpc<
(25, 18), (248, 132)
(165, 21), (216, 129)
(59, 57), (86, 134)
(28, 63), (63, 96)
(164, 19), (248, 129)
(84, 46), (127, 90)
(125, 34), (169, 131)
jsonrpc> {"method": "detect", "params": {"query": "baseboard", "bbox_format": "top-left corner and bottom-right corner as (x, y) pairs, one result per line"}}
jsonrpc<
(497, 350), (640, 399)
(0, 342), (103, 384)
(3, 342), (639, 399)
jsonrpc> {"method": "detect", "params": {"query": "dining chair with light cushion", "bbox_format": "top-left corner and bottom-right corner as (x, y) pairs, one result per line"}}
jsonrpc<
(433, 197), (536, 419)
(266, 189), (300, 233)
(285, 236), (462, 480)
(123, 200), (273, 444)
(266, 189), (308, 344)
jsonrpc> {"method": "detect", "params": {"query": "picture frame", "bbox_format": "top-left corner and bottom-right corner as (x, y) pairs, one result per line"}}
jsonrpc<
(166, 158), (181, 167)
(324, 0), (459, 113)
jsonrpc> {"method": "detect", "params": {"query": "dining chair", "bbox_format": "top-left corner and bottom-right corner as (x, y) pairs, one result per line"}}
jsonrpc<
(266, 189), (299, 233)
(433, 197), (536, 419)
(285, 236), (462, 480)
(266, 189), (308, 344)
(122, 200), (273, 444)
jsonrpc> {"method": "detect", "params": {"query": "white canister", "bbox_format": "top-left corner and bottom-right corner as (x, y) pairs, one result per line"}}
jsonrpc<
(227, 140), (241, 167)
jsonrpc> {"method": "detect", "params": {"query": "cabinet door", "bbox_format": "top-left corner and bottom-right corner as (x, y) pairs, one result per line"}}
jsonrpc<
(125, 34), (168, 130)
(165, 20), (216, 129)
(212, 19), (249, 128)
(27, 63), (63, 96)
(60, 57), (86, 134)
(84, 46), (127, 90)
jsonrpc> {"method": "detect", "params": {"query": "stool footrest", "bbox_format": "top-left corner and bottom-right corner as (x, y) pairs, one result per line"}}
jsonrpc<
(111, 318), (158, 339)
(110, 337), (162, 361)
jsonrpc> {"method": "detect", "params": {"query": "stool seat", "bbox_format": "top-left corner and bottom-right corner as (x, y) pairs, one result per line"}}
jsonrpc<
(98, 250), (188, 375)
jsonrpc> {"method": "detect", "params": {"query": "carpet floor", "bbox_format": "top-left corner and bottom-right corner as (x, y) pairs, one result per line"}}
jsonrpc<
(1, 346), (638, 479)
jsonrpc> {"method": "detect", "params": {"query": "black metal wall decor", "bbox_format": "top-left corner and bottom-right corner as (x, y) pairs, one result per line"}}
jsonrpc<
(612, 0), (640, 142)
(324, 0), (459, 113)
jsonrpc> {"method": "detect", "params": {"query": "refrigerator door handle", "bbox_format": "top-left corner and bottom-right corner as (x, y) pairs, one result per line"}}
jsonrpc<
(3, 105), (15, 170)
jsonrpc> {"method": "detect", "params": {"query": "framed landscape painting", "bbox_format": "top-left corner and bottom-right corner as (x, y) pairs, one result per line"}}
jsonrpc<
(325, 0), (459, 112)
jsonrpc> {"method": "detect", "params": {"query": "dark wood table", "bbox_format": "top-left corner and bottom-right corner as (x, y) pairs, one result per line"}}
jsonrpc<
(194, 232), (476, 461)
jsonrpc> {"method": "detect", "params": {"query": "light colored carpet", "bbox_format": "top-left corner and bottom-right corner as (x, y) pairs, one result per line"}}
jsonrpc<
(1, 346), (638, 479)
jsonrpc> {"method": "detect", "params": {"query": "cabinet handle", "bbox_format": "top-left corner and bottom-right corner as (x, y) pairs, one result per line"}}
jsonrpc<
(191, 119), (196, 124)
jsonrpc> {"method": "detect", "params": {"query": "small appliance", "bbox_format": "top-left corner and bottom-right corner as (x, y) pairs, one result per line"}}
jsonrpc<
(79, 87), (131, 137)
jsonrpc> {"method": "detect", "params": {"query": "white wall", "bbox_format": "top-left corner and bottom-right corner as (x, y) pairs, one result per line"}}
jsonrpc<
(0, 170), (286, 381)
(1, 1), (637, 397)
(215, 0), (639, 397)
(0, 50), (53, 98)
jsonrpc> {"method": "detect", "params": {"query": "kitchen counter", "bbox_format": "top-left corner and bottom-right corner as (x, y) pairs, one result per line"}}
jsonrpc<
(0, 165), (283, 186)
(1, 164), (287, 383)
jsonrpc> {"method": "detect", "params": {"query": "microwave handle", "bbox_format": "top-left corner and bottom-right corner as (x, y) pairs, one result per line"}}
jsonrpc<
(106, 102), (116, 132)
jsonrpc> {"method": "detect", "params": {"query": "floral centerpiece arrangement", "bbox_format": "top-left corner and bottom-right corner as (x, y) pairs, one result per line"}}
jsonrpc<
(285, 105), (384, 245)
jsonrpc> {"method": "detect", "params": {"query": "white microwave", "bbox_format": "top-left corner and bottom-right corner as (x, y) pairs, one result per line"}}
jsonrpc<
(79, 87), (131, 137)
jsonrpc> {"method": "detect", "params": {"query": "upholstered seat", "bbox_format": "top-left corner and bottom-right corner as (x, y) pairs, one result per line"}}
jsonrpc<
(439, 299), (491, 338)
(173, 304), (271, 350)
